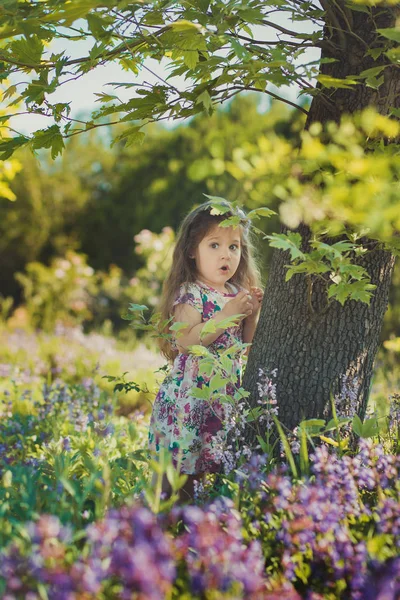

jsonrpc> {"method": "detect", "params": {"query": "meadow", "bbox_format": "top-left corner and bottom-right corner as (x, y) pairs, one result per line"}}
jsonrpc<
(0, 307), (399, 599)
(1, 82), (399, 600)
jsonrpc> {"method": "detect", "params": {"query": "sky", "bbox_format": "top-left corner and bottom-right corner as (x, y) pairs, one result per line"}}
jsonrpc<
(9, 12), (321, 136)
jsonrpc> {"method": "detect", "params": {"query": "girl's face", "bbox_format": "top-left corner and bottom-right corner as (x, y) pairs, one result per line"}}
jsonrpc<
(192, 224), (242, 291)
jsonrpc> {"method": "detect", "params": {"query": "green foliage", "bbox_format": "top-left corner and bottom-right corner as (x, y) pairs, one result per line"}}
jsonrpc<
(1, 0), (399, 319)
(128, 226), (175, 310)
(0, 304), (398, 597)
(0, 379), (153, 548)
(0, 320), (162, 407)
(15, 251), (96, 331)
(1, 96), (292, 303)
(0, 0), (398, 158)
(8, 224), (174, 334)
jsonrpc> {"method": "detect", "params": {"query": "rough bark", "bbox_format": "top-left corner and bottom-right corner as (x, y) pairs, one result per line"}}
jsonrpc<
(244, 2), (399, 440)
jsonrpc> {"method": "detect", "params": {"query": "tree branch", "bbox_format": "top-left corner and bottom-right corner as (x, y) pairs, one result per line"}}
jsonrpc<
(0, 26), (169, 71)
(230, 32), (316, 48)
(260, 19), (311, 39)
(224, 85), (309, 114)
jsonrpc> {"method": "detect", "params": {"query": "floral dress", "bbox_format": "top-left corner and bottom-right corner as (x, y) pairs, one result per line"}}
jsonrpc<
(148, 280), (245, 475)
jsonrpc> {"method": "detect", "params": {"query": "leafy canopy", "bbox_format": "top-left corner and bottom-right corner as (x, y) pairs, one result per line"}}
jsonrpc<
(0, 0), (397, 156)
(1, 0), (400, 308)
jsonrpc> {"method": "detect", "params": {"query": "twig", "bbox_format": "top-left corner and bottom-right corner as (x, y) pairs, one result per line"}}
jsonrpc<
(221, 85), (308, 114)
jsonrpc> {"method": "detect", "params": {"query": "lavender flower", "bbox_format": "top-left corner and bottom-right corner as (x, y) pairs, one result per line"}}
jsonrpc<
(171, 497), (267, 597)
(361, 557), (400, 600)
(257, 367), (279, 430)
(212, 367), (278, 475)
(335, 373), (359, 419)
(375, 497), (400, 540)
(87, 504), (175, 600)
(0, 507), (174, 600)
(61, 437), (71, 452)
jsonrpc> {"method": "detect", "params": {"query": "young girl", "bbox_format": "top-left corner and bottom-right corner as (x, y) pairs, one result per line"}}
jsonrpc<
(148, 200), (263, 501)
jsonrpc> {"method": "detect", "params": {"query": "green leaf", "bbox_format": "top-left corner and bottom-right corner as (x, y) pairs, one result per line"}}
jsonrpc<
(285, 261), (330, 282)
(247, 207), (277, 220)
(183, 50), (199, 69)
(246, 406), (264, 422)
(350, 285), (376, 304)
(0, 136), (29, 160)
(2, 84), (17, 101)
(220, 355), (233, 373)
(315, 240), (354, 258)
(112, 126), (145, 148)
(196, 90), (212, 111)
(386, 47), (400, 65)
(264, 232), (305, 261)
(272, 413), (298, 478)
(209, 373), (226, 392)
(169, 20), (202, 32)
(300, 418), (326, 434)
(188, 344), (213, 357)
(191, 386), (211, 399)
(198, 361), (214, 377)
(219, 215), (242, 229)
(352, 414), (363, 437)
(361, 417), (379, 438)
(377, 28), (400, 43)
(31, 125), (65, 159)
(37, 582), (49, 600)
(358, 66), (386, 79)
(128, 303), (149, 313)
(237, 7), (264, 24)
(325, 417), (352, 432)
(10, 35), (43, 65)
(200, 319), (218, 336)
(202, 195), (230, 211)
(169, 321), (189, 332)
(344, 2), (370, 14)
(214, 315), (243, 329)
(49, 1), (107, 27)
(256, 434), (270, 454)
(328, 282), (351, 306)
(87, 13), (109, 38)
(317, 74), (358, 89)
(299, 425), (309, 477)
(230, 39), (252, 61)
(59, 476), (76, 497)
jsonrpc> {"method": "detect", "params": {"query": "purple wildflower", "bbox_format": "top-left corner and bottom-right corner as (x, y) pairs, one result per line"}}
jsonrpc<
(361, 557), (400, 600)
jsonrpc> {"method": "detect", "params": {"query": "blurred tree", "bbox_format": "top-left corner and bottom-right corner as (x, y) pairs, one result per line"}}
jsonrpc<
(2, 95), (296, 298)
(79, 95), (298, 271)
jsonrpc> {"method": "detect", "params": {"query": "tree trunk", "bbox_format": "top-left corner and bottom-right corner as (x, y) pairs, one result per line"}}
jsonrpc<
(244, 2), (399, 439)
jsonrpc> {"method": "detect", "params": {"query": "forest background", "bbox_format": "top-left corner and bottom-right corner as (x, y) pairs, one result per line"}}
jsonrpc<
(2, 92), (400, 414)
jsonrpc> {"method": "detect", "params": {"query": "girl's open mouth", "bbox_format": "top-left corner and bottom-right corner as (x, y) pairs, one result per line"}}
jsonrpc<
(220, 266), (229, 272)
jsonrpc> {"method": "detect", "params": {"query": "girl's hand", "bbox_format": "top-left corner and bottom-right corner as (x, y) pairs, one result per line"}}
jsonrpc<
(246, 287), (264, 321)
(222, 290), (254, 321)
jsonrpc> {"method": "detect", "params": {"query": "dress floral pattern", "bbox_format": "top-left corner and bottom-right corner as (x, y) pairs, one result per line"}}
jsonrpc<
(148, 280), (245, 475)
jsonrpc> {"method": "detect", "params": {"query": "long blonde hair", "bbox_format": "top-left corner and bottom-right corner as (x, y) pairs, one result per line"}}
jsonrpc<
(158, 200), (262, 362)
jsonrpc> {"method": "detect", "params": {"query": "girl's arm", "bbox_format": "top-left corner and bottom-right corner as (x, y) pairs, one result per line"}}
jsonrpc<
(173, 290), (252, 351)
(242, 286), (264, 355)
(243, 315), (259, 343)
(173, 304), (230, 351)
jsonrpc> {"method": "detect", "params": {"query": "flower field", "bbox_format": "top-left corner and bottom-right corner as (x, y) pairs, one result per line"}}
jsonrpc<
(0, 325), (399, 600)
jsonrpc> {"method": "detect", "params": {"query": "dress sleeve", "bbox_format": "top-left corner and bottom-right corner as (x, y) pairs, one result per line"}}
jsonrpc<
(172, 283), (203, 315)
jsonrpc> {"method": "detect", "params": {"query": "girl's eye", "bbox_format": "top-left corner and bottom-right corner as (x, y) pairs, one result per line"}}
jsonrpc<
(210, 243), (239, 250)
